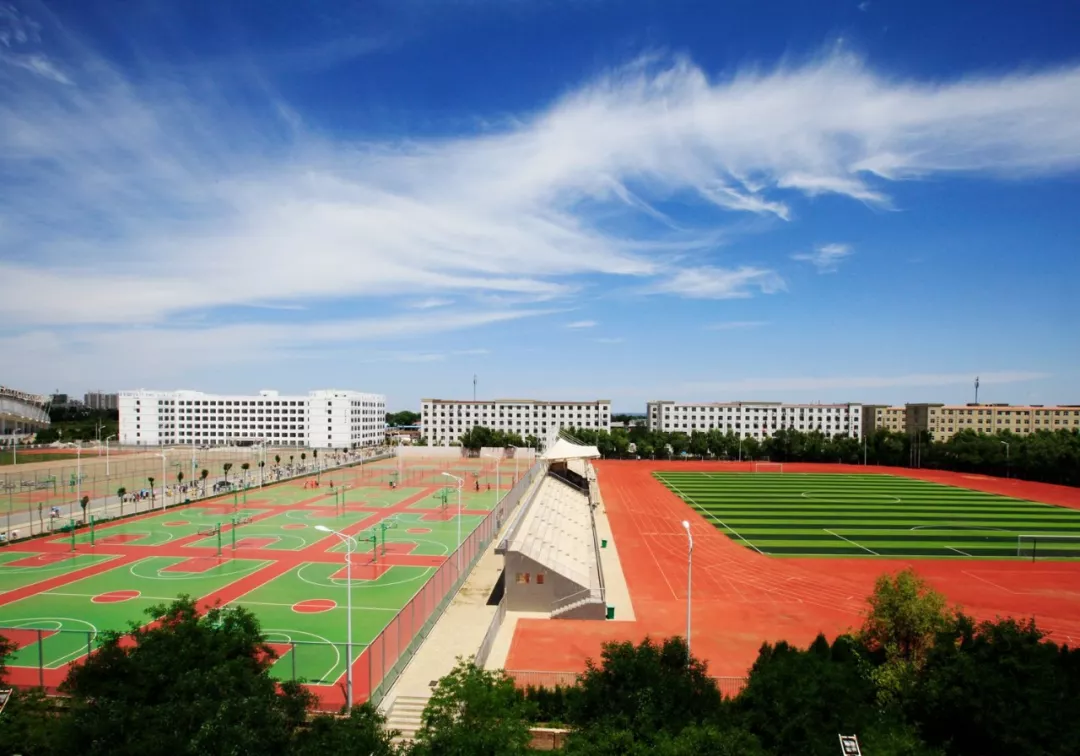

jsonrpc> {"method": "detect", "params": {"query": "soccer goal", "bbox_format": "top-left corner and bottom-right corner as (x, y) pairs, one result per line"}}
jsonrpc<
(753, 462), (784, 473)
(1017, 534), (1080, 561)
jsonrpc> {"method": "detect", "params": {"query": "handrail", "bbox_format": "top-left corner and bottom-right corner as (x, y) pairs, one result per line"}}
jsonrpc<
(549, 586), (604, 614)
(497, 461), (548, 552)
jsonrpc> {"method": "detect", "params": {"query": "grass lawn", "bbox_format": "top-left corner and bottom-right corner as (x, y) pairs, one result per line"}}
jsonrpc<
(656, 472), (1080, 559)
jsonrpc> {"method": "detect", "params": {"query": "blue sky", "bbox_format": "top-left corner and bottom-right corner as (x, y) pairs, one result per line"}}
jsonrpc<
(1, 0), (1078, 412)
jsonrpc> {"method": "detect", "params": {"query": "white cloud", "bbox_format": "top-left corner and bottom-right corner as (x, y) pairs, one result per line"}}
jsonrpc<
(566, 320), (597, 328)
(653, 266), (786, 299)
(408, 298), (454, 310)
(705, 320), (769, 331)
(792, 243), (854, 272)
(2, 19), (1080, 378)
(682, 371), (1050, 394)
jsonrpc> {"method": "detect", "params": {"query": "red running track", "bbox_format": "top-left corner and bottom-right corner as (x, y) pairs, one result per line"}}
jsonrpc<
(506, 462), (1080, 678)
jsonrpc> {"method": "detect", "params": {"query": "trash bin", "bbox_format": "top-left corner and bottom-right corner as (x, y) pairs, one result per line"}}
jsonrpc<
(601, 539), (608, 548)
(606, 606), (615, 620)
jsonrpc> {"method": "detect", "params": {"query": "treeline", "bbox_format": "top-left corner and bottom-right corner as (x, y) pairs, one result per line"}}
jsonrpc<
(33, 408), (118, 444)
(446, 425), (1080, 487)
(3, 571), (1077, 755)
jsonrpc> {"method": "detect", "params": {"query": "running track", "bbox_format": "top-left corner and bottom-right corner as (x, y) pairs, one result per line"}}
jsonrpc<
(506, 462), (1080, 677)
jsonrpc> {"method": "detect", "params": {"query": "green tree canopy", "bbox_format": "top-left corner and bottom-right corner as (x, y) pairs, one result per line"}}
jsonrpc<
(57, 597), (311, 756)
(411, 659), (536, 756)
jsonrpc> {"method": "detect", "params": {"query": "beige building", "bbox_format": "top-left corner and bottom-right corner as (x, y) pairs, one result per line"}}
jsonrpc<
(863, 403), (1080, 442)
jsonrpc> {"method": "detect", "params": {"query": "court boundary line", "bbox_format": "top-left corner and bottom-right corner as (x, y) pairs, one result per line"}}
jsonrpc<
(822, 528), (879, 556)
(659, 476), (767, 556)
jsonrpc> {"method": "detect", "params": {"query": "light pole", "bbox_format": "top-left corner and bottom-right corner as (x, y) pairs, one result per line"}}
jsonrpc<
(75, 441), (81, 519)
(105, 435), (116, 476)
(681, 519), (693, 662)
(1001, 441), (1010, 478)
(314, 525), (357, 709)
(159, 453), (168, 510)
(442, 472), (464, 571)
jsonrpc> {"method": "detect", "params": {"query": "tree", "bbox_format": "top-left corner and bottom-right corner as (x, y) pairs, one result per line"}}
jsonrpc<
(241, 462), (250, 484)
(200, 468), (209, 495)
(147, 477), (155, 508)
(117, 486), (126, 515)
(737, 634), (918, 756)
(908, 615), (1080, 756)
(411, 659), (536, 756)
(176, 470), (184, 494)
(859, 568), (954, 706)
(386, 410), (420, 427)
(289, 703), (399, 756)
(275, 454), (281, 466)
(223, 462), (233, 484)
(80, 495), (90, 523)
(567, 636), (723, 743)
(259, 460), (265, 485)
(57, 597), (311, 756)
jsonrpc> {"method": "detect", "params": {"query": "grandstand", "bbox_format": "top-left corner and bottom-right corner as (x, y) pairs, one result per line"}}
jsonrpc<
(0, 386), (50, 445)
(497, 434), (606, 619)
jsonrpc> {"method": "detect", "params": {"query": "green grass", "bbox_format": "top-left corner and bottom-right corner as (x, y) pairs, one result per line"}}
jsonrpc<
(0, 451), (84, 466)
(656, 472), (1080, 559)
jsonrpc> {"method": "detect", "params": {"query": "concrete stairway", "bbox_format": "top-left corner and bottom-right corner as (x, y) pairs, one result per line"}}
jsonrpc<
(385, 695), (429, 742)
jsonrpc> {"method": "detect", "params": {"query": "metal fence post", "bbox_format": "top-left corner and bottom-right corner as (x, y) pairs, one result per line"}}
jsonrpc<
(292, 641), (297, 681)
(38, 629), (44, 687)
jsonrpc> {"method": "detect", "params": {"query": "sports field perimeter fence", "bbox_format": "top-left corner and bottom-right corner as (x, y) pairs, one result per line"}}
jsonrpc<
(0, 448), (393, 540)
(0, 457), (548, 709)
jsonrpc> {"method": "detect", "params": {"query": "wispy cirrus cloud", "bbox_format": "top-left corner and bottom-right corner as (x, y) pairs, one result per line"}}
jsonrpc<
(652, 267), (786, 299)
(408, 298), (455, 310)
(3, 5), (1080, 387)
(792, 243), (854, 273)
(566, 320), (597, 329)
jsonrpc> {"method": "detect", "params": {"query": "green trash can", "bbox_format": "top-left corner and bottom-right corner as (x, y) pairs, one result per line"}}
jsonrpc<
(601, 539), (608, 548)
(606, 606), (615, 620)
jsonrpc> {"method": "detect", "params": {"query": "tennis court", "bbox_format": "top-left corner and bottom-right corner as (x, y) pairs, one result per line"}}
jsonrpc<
(657, 471), (1080, 558)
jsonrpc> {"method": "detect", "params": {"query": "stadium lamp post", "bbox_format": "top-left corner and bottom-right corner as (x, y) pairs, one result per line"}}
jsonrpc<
(75, 442), (82, 520)
(441, 472), (464, 571)
(105, 435), (116, 476)
(314, 525), (357, 709)
(158, 453), (168, 510)
(1001, 441), (1010, 478)
(681, 519), (693, 662)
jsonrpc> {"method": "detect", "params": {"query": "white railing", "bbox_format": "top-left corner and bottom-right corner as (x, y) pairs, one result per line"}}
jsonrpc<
(549, 586), (605, 616)
(474, 597), (508, 667)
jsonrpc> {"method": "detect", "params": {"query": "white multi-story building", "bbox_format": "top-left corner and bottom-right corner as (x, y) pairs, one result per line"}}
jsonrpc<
(646, 401), (862, 439)
(420, 399), (611, 447)
(119, 389), (386, 449)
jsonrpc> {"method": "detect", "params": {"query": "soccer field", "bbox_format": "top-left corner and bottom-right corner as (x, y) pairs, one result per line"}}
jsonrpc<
(656, 472), (1080, 559)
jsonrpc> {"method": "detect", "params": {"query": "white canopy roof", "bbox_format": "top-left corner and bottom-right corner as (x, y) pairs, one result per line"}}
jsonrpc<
(541, 437), (601, 460)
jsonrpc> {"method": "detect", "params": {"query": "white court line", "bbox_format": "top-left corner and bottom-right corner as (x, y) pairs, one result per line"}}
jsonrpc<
(41, 591), (172, 601)
(664, 479), (767, 556)
(823, 529), (879, 556)
(947, 546), (973, 557)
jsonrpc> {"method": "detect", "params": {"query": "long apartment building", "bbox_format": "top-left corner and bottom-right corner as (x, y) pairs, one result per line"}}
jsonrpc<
(646, 401), (862, 438)
(420, 399), (611, 447)
(864, 403), (1080, 442)
(119, 389), (386, 449)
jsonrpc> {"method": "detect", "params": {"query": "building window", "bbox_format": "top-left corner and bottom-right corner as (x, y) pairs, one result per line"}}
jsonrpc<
(515, 573), (530, 584)
(536, 573), (545, 585)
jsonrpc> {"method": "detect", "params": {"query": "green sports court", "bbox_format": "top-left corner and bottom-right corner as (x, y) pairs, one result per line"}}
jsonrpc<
(0, 456), (514, 707)
(657, 471), (1080, 559)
